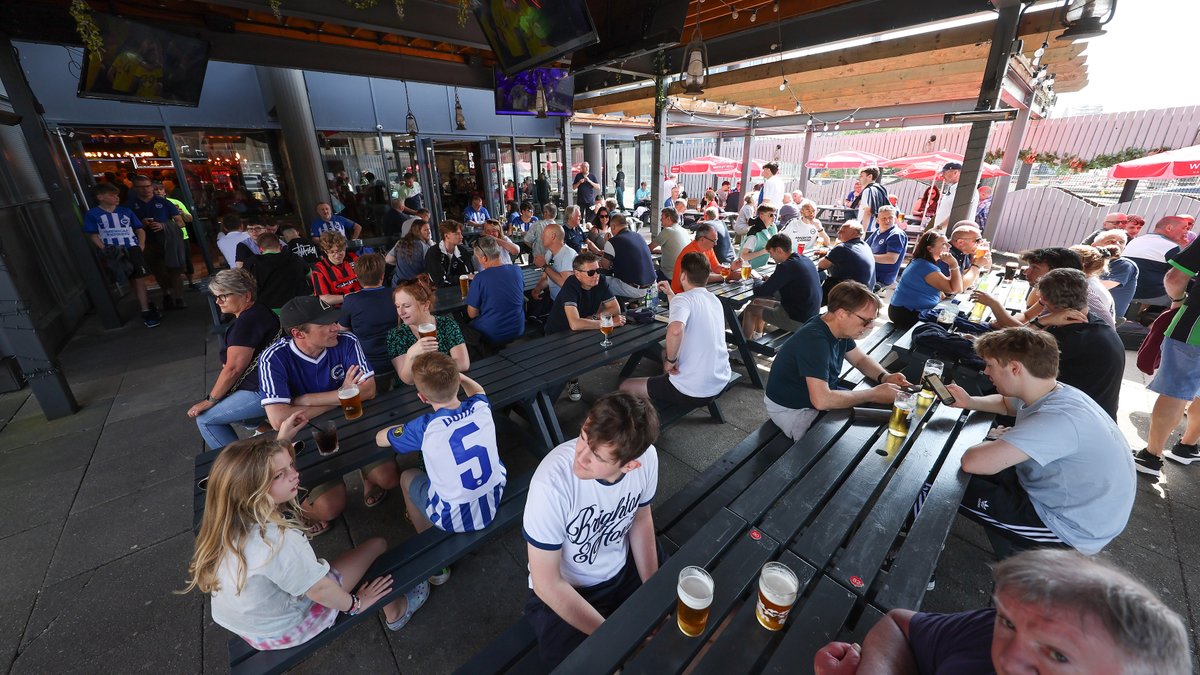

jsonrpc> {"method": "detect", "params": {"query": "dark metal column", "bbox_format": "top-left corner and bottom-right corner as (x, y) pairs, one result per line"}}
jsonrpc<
(160, 122), (216, 273)
(799, 129), (814, 195)
(740, 115), (756, 204)
(560, 118), (572, 208)
(649, 72), (668, 237)
(950, 0), (1023, 225)
(982, 89), (1033, 241)
(257, 67), (327, 220)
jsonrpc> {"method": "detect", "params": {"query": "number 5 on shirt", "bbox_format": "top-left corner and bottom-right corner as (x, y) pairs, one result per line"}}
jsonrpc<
(450, 423), (493, 489)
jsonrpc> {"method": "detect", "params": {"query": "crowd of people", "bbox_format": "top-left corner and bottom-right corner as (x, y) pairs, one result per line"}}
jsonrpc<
(163, 168), (1198, 671)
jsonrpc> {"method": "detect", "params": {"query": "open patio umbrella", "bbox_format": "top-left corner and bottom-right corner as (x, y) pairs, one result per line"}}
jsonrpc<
(881, 150), (964, 169)
(714, 158), (766, 177)
(670, 154), (742, 174)
(805, 150), (888, 169)
(895, 160), (1009, 181)
(1109, 145), (1200, 179)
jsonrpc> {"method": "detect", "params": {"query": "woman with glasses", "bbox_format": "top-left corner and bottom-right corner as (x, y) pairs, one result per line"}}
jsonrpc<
(585, 209), (612, 254)
(187, 269), (280, 449)
(888, 230), (964, 330)
(1094, 230), (1138, 319)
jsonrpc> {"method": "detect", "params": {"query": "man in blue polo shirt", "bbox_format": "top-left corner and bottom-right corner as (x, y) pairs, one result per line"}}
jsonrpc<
(127, 173), (187, 310)
(259, 295), (398, 527)
(866, 206), (908, 296)
(85, 182), (157, 327)
(466, 236), (526, 355)
(309, 201), (362, 242)
(765, 282), (910, 439)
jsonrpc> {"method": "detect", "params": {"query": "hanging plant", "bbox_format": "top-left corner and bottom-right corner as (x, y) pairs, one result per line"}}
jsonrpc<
(70, 0), (104, 58)
(342, 0), (380, 8)
(984, 149), (1004, 164)
(653, 51), (669, 114)
(268, 0), (283, 19)
(457, 0), (470, 27)
(393, 0), (405, 20)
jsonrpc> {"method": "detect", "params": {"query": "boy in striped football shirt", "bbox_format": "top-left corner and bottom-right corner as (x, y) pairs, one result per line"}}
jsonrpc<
(83, 182), (157, 327)
(375, 352), (506, 586)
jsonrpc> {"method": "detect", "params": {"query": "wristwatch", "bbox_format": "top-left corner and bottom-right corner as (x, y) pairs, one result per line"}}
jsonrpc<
(1029, 317), (1044, 328)
(205, 395), (218, 403)
(665, 356), (678, 364)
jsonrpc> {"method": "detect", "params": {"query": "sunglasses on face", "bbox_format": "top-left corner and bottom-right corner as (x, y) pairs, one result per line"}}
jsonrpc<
(577, 268), (600, 276)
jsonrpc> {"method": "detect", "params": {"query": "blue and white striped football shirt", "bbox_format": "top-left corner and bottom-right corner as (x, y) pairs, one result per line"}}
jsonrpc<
(388, 393), (507, 533)
(83, 206), (143, 248)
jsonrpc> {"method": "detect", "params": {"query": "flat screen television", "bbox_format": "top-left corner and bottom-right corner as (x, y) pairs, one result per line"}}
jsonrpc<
(76, 14), (210, 107)
(571, 0), (690, 73)
(473, 0), (599, 75)
(494, 67), (573, 116)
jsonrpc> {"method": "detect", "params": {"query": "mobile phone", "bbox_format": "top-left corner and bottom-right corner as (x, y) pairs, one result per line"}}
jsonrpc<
(923, 373), (956, 405)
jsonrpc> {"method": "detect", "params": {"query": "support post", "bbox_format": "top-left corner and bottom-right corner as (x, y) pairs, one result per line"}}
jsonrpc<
(740, 116), (756, 205)
(161, 122), (216, 274)
(798, 129), (814, 196)
(257, 67), (327, 222)
(510, 135), (520, 198)
(649, 70), (668, 237)
(560, 118), (572, 208)
(712, 136), (723, 191)
(1118, 179), (1139, 204)
(981, 89), (1034, 241)
(951, 0), (1023, 226)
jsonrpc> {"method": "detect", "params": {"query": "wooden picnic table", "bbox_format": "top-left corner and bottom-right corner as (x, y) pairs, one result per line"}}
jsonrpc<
(815, 205), (856, 229)
(890, 273), (1031, 362)
(557, 400), (992, 674)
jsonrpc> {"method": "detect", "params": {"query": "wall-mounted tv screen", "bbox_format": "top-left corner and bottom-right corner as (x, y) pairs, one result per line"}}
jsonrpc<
(77, 14), (210, 107)
(494, 67), (573, 116)
(473, 0), (599, 75)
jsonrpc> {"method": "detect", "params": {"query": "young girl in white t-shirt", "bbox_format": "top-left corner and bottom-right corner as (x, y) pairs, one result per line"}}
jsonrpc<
(183, 415), (429, 649)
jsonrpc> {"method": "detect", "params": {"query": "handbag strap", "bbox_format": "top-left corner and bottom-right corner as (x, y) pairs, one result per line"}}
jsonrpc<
(220, 328), (283, 400)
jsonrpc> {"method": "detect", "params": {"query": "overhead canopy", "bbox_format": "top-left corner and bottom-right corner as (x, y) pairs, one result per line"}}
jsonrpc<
(1109, 145), (1200, 180)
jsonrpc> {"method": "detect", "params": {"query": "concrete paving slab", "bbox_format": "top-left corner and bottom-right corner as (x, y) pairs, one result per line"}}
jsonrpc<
(12, 532), (201, 675)
(0, 465), (86, 540)
(656, 416), (762, 473)
(0, 390), (31, 430)
(288, 616), (397, 674)
(0, 426), (101, 487)
(1166, 501), (1200, 571)
(90, 407), (206, 466)
(45, 472), (192, 585)
(1177, 564), (1200, 658)
(919, 529), (995, 614)
(652, 450), (699, 508)
(1115, 483), (1176, 557)
(1100, 537), (1190, 621)
(72, 437), (194, 513)
(0, 522), (59, 673)
(0, 399), (113, 451)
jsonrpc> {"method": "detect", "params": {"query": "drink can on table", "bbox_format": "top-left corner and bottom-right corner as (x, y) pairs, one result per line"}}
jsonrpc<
(676, 566), (714, 637)
(338, 385), (363, 420)
(755, 562), (799, 631)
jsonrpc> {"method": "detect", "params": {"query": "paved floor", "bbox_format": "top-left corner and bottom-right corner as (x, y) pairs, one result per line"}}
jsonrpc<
(1, 295), (1197, 674)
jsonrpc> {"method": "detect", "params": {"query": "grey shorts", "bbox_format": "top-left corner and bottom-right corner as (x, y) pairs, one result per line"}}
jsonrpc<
(764, 394), (820, 440)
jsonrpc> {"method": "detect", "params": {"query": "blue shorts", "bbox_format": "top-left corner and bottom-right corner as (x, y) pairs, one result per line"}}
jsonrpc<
(408, 471), (431, 508)
(1148, 338), (1200, 401)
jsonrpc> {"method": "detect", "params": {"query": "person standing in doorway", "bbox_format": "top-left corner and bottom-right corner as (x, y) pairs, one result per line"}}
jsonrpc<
(614, 164), (626, 210)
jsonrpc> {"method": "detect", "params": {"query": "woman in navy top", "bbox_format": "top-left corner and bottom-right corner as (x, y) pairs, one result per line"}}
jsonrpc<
(888, 230), (964, 330)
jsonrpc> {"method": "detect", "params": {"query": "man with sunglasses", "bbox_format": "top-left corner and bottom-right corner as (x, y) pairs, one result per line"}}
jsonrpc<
(765, 281), (911, 440)
(1082, 212), (1129, 246)
(670, 224), (728, 292)
(546, 253), (626, 401)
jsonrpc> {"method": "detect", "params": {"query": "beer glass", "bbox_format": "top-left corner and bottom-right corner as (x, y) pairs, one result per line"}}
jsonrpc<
(918, 360), (943, 401)
(1004, 261), (1019, 280)
(676, 566), (714, 637)
(889, 389), (916, 437)
(974, 239), (990, 261)
(937, 307), (957, 332)
(338, 385), (363, 420)
(740, 264), (752, 280)
(599, 313), (614, 348)
(755, 562), (799, 631)
(417, 322), (437, 340)
(312, 421), (339, 456)
(459, 274), (471, 297)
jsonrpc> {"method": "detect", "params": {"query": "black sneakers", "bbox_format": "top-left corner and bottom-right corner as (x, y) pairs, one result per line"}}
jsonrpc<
(1134, 449), (1163, 477)
(1165, 441), (1200, 465)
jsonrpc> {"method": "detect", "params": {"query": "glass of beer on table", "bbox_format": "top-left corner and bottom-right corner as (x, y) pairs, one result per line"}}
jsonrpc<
(338, 385), (363, 420)
(312, 421), (339, 456)
(918, 359), (944, 401)
(459, 274), (471, 297)
(755, 562), (799, 631)
(889, 389), (917, 437)
(418, 322), (437, 340)
(676, 566), (714, 637)
(599, 312), (614, 348)
(740, 263), (752, 281)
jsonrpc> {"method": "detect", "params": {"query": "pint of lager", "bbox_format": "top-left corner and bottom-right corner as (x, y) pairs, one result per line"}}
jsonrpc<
(418, 322), (437, 339)
(459, 274), (471, 297)
(755, 562), (799, 631)
(338, 385), (363, 420)
(676, 566), (714, 637)
(740, 264), (752, 280)
(918, 359), (943, 401)
(889, 389), (916, 437)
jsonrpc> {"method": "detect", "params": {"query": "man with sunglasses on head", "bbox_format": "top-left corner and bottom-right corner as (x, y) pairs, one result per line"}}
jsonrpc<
(1082, 212), (1129, 246)
(764, 281), (911, 440)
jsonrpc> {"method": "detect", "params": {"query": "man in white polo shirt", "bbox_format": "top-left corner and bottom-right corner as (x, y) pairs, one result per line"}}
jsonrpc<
(620, 252), (732, 408)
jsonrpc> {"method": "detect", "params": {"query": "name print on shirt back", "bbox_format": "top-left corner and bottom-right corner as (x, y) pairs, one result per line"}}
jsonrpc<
(565, 493), (641, 565)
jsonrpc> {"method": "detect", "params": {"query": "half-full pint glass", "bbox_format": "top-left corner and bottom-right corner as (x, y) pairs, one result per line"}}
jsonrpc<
(338, 385), (363, 420)
(459, 274), (471, 297)
(889, 389), (917, 437)
(740, 264), (752, 280)
(755, 562), (799, 631)
(676, 566), (714, 637)
(918, 360), (944, 400)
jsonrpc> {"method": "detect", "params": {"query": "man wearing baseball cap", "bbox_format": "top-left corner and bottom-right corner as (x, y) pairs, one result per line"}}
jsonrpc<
(258, 295), (399, 531)
(933, 162), (979, 232)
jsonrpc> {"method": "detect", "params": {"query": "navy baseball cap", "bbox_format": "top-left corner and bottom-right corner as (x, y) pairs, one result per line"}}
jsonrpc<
(942, 162), (963, 171)
(280, 296), (341, 330)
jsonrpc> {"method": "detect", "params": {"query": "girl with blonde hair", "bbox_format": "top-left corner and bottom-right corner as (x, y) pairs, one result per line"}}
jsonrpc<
(1070, 244), (1117, 327)
(184, 414), (428, 648)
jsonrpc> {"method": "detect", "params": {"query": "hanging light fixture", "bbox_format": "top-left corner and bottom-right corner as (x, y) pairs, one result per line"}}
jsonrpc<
(404, 80), (419, 134)
(779, 78), (788, 92)
(1057, 0), (1117, 40)
(680, 3), (709, 95)
(454, 89), (467, 130)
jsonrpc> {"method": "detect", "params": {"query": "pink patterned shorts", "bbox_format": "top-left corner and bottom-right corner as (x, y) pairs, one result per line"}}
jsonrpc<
(242, 570), (342, 651)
